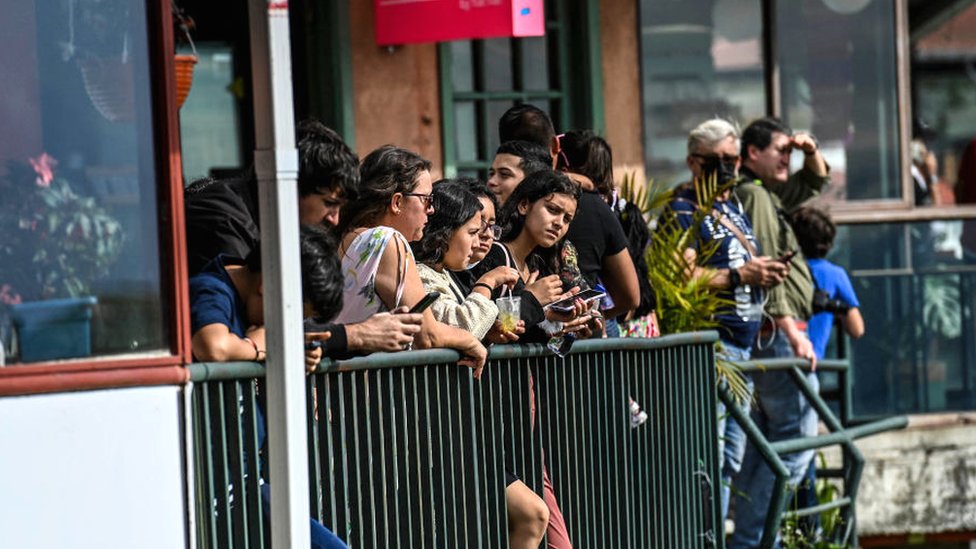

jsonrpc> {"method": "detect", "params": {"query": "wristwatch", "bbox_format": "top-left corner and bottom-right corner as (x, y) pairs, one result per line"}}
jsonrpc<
(729, 268), (742, 288)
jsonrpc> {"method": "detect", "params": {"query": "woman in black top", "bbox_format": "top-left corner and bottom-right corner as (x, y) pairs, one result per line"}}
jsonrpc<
(470, 170), (598, 342)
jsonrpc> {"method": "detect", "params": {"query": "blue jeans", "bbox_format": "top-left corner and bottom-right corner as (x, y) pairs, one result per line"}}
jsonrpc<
(729, 328), (819, 549)
(716, 340), (753, 522)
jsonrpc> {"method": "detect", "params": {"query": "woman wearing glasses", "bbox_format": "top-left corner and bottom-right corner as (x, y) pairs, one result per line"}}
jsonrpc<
(413, 180), (523, 343)
(334, 145), (487, 374)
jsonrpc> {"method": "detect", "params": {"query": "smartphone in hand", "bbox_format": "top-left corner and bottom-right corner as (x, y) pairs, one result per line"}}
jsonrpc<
(544, 288), (606, 314)
(409, 291), (441, 314)
(778, 248), (798, 264)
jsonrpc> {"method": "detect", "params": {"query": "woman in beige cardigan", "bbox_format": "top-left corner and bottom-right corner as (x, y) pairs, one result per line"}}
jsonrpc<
(412, 180), (549, 549)
(413, 180), (523, 342)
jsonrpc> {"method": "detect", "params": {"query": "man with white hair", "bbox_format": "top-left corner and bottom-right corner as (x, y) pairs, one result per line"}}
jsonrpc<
(667, 118), (788, 523)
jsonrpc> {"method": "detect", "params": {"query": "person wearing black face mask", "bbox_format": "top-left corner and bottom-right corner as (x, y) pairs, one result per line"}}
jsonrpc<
(665, 118), (789, 526)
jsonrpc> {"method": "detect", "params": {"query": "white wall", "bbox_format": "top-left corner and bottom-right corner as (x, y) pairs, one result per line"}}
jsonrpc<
(0, 386), (187, 549)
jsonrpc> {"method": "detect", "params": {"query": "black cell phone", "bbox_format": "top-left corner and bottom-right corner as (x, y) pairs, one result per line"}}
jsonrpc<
(305, 340), (324, 351)
(544, 288), (606, 313)
(408, 291), (441, 314)
(778, 248), (798, 263)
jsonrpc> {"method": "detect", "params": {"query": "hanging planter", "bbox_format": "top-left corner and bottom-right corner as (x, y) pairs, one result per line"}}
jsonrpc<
(78, 56), (135, 122)
(173, 2), (198, 109)
(174, 54), (197, 108)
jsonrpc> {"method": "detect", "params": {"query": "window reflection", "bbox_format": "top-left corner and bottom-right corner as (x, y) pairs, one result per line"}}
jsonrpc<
(0, 0), (167, 364)
(639, 0), (766, 187)
(830, 222), (976, 416)
(777, 0), (901, 202)
(913, 2), (976, 212)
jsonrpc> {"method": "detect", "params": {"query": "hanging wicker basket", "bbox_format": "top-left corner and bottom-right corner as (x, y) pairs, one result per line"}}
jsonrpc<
(174, 54), (197, 108)
(78, 57), (135, 123)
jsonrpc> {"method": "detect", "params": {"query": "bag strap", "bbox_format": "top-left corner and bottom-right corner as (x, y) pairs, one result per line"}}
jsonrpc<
(672, 197), (759, 257)
(712, 209), (759, 257)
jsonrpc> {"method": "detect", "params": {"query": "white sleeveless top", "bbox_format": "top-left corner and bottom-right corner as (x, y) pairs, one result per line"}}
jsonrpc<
(334, 226), (411, 325)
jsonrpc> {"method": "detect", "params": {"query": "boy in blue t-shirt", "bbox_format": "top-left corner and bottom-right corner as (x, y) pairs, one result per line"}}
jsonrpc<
(789, 206), (865, 534)
(190, 225), (347, 549)
(790, 207), (864, 359)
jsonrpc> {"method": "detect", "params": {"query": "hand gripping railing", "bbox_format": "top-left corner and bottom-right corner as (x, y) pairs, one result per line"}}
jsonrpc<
(188, 331), (725, 548)
(717, 358), (908, 548)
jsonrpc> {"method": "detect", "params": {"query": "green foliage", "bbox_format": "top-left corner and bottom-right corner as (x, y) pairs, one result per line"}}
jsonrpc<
(0, 154), (124, 302)
(781, 453), (847, 548)
(622, 171), (751, 403)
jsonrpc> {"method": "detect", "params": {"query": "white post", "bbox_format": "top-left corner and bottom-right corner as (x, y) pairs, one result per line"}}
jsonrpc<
(247, 1), (310, 548)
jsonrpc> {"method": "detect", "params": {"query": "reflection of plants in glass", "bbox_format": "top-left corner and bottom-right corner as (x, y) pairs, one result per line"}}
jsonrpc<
(0, 153), (124, 301)
(922, 275), (961, 340)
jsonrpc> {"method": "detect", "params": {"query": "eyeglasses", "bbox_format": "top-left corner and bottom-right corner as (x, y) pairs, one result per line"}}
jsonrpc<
(480, 221), (502, 240)
(690, 153), (740, 164)
(403, 192), (434, 209)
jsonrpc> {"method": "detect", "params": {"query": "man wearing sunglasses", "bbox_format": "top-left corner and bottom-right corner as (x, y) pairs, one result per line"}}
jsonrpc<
(729, 117), (831, 548)
(668, 118), (789, 528)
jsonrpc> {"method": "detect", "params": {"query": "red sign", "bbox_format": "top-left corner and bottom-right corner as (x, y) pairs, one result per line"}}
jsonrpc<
(374, 0), (545, 45)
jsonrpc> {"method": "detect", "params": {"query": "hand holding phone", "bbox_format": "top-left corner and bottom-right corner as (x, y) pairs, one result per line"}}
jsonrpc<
(778, 248), (798, 264)
(544, 288), (606, 313)
(409, 291), (441, 314)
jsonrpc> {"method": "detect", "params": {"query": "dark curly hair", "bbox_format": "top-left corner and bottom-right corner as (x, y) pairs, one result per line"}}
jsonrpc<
(299, 224), (344, 323)
(790, 206), (835, 259)
(554, 129), (614, 199)
(296, 120), (360, 200)
(338, 145), (431, 235)
(498, 170), (580, 277)
(412, 181), (482, 265)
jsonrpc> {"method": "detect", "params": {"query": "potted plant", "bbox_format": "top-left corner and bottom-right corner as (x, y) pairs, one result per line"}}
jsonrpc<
(0, 153), (124, 362)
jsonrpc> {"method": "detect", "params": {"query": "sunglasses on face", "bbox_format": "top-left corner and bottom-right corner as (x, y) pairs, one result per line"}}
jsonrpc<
(690, 153), (740, 164)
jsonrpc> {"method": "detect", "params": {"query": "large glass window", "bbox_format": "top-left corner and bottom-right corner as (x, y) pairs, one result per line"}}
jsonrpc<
(0, 0), (168, 364)
(831, 221), (976, 416)
(912, 1), (976, 212)
(638, 0), (767, 188)
(439, 0), (598, 178)
(777, 0), (902, 204)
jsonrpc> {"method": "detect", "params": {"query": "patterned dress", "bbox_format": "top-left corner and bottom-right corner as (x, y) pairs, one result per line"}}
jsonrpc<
(333, 226), (411, 325)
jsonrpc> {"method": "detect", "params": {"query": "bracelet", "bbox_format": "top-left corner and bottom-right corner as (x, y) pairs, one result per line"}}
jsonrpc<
(473, 282), (494, 293)
(243, 337), (261, 361)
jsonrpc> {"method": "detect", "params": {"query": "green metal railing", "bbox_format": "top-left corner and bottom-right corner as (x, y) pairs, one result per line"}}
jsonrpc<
(719, 358), (909, 549)
(188, 332), (724, 548)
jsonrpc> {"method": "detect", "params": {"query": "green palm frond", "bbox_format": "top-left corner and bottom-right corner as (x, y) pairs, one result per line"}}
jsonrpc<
(645, 172), (750, 404)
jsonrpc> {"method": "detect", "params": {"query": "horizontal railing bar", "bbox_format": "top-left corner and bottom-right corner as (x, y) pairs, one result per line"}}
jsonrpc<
(189, 333), (723, 380)
(318, 332), (721, 373)
(732, 358), (849, 373)
(785, 497), (853, 518)
(816, 468), (846, 478)
(188, 361), (267, 381)
(769, 416), (908, 454)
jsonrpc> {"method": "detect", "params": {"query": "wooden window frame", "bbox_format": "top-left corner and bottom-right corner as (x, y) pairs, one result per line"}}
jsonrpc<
(0, 0), (191, 395)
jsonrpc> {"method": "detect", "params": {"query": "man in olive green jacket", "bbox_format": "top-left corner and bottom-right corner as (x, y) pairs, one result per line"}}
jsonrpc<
(728, 117), (831, 549)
